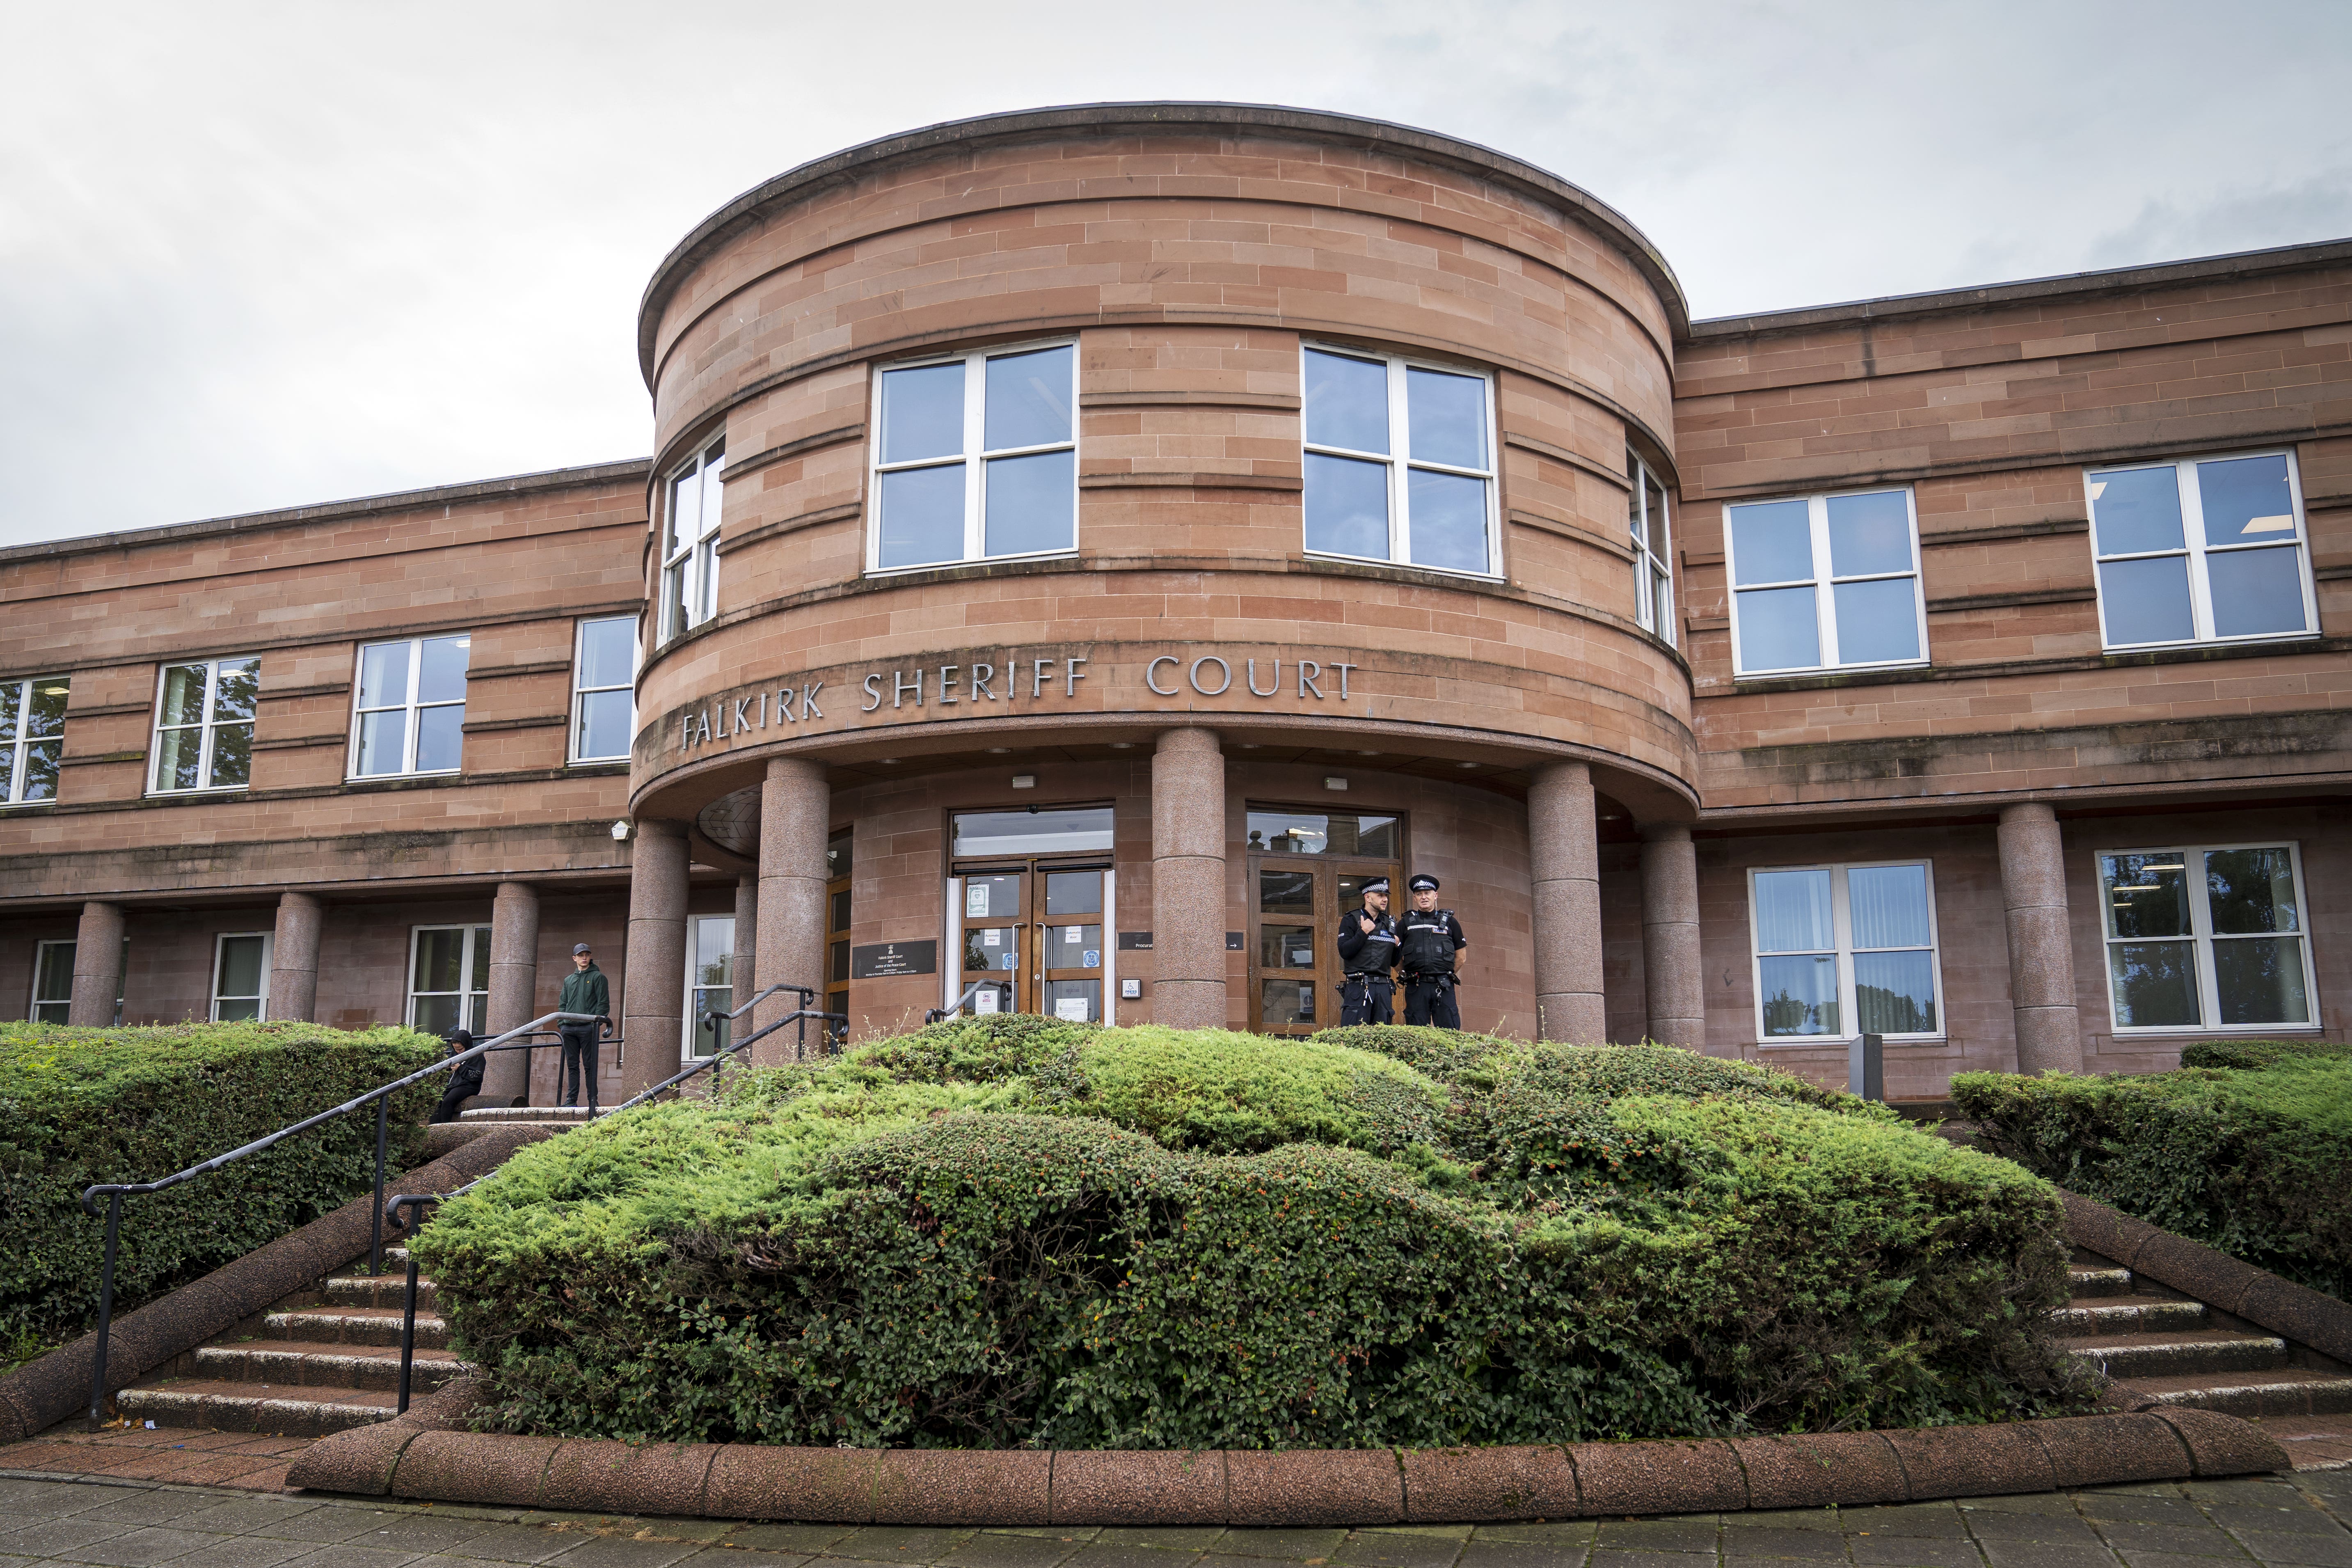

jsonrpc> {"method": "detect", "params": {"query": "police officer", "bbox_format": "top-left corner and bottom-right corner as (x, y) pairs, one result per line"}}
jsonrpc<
(1397, 874), (1469, 1029)
(1335, 877), (1400, 1024)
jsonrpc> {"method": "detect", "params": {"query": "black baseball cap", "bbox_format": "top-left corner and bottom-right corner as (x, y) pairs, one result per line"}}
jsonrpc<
(1409, 874), (1440, 892)
(573, 943), (592, 955)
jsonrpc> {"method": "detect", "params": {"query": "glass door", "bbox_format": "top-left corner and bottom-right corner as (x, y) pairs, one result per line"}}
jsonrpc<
(959, 869), (1029, 1015)
(1039, 867), (1106, 1022)
(1244, 806), (1403, 1035)
(825, 827), (853, 1037)
(952, 860), (1112, 1021)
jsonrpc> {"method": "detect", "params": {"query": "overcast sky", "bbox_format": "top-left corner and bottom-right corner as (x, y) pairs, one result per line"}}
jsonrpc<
(5, 0), (2350, 549)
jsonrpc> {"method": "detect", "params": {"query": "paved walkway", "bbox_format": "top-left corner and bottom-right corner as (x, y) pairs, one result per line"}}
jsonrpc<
(2, 1471), (2349, 1568)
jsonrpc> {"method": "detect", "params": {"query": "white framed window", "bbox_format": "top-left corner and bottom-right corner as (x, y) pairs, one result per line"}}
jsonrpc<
(30, 940), (73, 1024)
(407, 924), (489, 1036)
(1302, 345), (1499, 577)
(350, 635), (469, 778)
(1628, 450), (1674, 644)
(870, 341), (1077, 573)
(151, 657), (259, 794)
(1725, 488), (1927, 676)
(660, 435), (726, 641)
(211, 932), (272, 1022)
(572, 616), (638, 763)
(1748, 861), (1943, 1042)
(2087, 450), (2317, 650)
(1, 674), (69, 807)
(2100, 844), (2315, 1032)
(685, 914), (735, 1060)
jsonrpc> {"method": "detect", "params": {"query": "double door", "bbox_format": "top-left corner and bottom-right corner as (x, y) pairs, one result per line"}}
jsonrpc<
(1249, 857), (1404, 1034)
(955, 860), (1108, 1022)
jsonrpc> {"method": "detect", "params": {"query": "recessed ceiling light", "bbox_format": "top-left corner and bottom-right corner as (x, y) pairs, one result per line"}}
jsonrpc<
(1109, 742), (1133, 750)
(879, 758), (899, 765)
(986, 747), (1010, 755)
(1356, 750), (1380, 756)
(1238, 743), (1260, 749)
(1456, 762), (1478, 770)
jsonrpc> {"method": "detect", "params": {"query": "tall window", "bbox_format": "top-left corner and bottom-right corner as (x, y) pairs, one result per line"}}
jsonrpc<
(1749, 862), (1943, 1041)
(408, 924), (489, 1035)
(2087, 451), (2316, 649)
(686, 915), (734, 1060)
(1302, 346), (1497, 576)
(572, 616), (637, 763)
(2101, 845), (2314, 1032)
(1726, 488), (1926, 676)
(30, 941), (73, 1024)
(212, 933), (271, 1022)
(871, 342), (1076, 572)
(352, 636), (469, 778)
(153, 657), (259, 794)
(1, 675), (69, 807)
(1628, 451), (1674, 643)
(660, 436), (726, 640)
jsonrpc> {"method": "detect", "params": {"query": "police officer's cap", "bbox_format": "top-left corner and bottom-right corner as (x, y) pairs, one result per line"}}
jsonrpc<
(1409, 874), (1440, 893)
(1361, 877), (1390, 895)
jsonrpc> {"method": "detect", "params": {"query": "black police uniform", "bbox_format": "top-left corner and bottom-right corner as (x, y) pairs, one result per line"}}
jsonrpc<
(1397, 877), (1469, 1029)
(1334, 884), (1399, 1025)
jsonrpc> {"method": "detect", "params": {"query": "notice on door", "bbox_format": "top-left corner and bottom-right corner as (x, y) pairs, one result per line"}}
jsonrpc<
(1055, 996), (1091, 1021)
(850, 940), (937, 979)
(975, 988), (1002, 1015)
(966, 884), (990, 917)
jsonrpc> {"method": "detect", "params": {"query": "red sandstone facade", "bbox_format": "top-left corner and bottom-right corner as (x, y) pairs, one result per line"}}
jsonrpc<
(5, 105), (2345, 1098)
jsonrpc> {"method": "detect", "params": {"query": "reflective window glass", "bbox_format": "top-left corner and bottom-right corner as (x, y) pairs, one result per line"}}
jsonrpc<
(2100, 845), (2314, 1032)
(2088, 452), (2313, 648)
(984, 346), (1073, 451)
(1729, 501), (1814, 585)
(2196, 454), (2296, 545)
(1303, 349), (1389, 453)
(983, 449), (1075, 556)
(950, 806), (1114, 857)
(1750, 862), (1942, 1042)
(1826, 491), (1913, 576)
(874, 344), (1077, 573)
(881, 362), (966, 463)
(1406, 366), (1485, 469)
(1304, 452), (1390, 559)
(2087, 466), (2185, 556)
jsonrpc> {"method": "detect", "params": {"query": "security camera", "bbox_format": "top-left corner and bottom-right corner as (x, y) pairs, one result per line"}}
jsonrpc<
(611, 819), (631, 841)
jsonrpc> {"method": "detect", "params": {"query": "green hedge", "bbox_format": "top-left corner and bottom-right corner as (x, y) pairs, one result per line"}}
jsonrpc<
(0, 1021), (442, 1353)
(1952, 1058), (2352, 1299)
(2178, 1039), (2352, 1071)
(419, 1020), (2087, 1448)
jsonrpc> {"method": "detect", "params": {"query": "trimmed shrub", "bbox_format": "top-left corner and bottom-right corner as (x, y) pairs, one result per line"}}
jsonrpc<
(1952, 1060), (2352, 1300)
(2178, 1039), (2352, 1071)
(0, 1021), (443, 1349)
(422, 1021), (2087, 1448)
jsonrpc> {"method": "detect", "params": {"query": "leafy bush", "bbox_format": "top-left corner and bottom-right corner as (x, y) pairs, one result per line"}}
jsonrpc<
(1954, 1059), (2352, 1300)
(420, 1020), (2087, 1449)
(2178, 1039), (2352, 1071)
(0, 1021), (443, 1348)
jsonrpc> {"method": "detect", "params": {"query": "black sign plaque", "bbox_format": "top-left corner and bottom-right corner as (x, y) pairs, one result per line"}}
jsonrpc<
(850, 940), (937, 979)
(1117, 931), (1153, 950)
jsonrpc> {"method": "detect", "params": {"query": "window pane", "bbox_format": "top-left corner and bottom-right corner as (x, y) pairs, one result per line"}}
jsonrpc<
(1261, 977), (1318, 1026)
(831, 940), (850, 983)
(2206, 545), (2309, 638)
(1759, 954), (1840, 1036)
(1045, 979), (1102, 1022)
(1303, 349), (1389, 454)
(1728, 500), (1814, 585)
(1304, 452), (1390, 559)
(215, 997), (262, 1023)
(950, 806), (1113, 856)
(2196, 454), (2297, 545)
(1246, 810), (1393, 857)
(357, 642), (409, 710)
(217, 935), (266, 998)
(826, 827), (854, 879)
(2089, 466), (2185, 556)
(2103, 853), (2192, 938)
(1832, 577), (1922, 664)
(1405, 468), (1489, 574)
(1847, 864), (1931, 948)
(579, 619), (635, 690)
(2212, 937), (2310, 1026)
(356, 710), (404, 776)
(831, 887), (851, 931)
(1627, 472), (1643, 543)
(34, 943), (74, 1002)
(2108, 942), (2200, 1028)
(1045, 870), (1103, 916)
(984, 345), (1073, 450)
(700, 453), (725, 539)
(1048, 927), (1103, 967)
(1653, 568), (1675, 639)
(27, 681), (68, 736)
(2098, 556), (2196, 645)
(2206, 847), (2299, 934)
(415, 704), (464, 772)
(1405, 366), (1485, 469)
(578, 689), (632, 760)
(1753, 868), (1834, 952)
(881, 362), (966, 464)
(411, 993), (460, 1036)
(158, 664), (208, 726)
(878, 462), (966, 568)
(1855, 950), (1938, 1034)
(1258, 867), (1316, 918)
(1826, 491), (1913, 576)
(212, 660), (259, 723)
(664, 562), (688, 636)
(961, 874), (1020, 920)
(469, 927), (491, 992)
(695, 539), (718, 620)
(0, 681), (18, 742)
(1644, 477), (1668, 558)
(1735, 585), (1821, 671)
(21, 739), (61, 801)
(208, 723), (252, 789)
(984, 449), (1075, 556)
(1261, 924), (1316, 969)
(414, 929), (465, 993)
(666, 466), (700, 556)
(697, 917), (735, 971)
(418, 636), (469, 704)
(155, 726), (201, 792)
(963, 926), (1020, 973)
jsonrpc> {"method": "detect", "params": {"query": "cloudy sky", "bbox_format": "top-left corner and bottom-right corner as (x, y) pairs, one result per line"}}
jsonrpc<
(5, 0), (2350, 549)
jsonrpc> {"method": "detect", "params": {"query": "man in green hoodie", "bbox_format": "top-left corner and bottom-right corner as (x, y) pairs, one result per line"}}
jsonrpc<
(557, 943), (612, 1111)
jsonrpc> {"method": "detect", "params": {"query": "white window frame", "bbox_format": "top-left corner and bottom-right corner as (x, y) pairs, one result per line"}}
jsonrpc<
(0, 673), (69, 808)
(570, 615), (639, 764)
(1629, 449), (1675, 645)
(406, 923), (490, 1036)
(210, 932), (272, 1023)
(1724, 486), (1929, 677)
(149, 655), (259, 796)
(2087, 448), (2320, 652)
(659, 435), (727, 641)
(684, 913), (737, 1062)
(1745, 860), (1945, 1044)
(866, 339), (1080, 576)
(1300, 343), (1502, 579)
(2097, 842), (2319, 1035)
(30, 939), (73, 1024)
(347, 636), (469, 780)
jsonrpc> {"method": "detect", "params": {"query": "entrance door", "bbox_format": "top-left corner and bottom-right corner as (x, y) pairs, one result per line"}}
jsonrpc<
(953, 861), (1111, 1021)
(1244, 808), (1404, 1035)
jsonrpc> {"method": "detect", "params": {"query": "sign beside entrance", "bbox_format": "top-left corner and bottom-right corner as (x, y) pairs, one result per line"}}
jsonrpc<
(851, 940), (937, 979)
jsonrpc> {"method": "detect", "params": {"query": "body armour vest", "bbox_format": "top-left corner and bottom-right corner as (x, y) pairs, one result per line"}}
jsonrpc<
(1341, 910), (1398, 975)
(1397, 910), (1460, 974)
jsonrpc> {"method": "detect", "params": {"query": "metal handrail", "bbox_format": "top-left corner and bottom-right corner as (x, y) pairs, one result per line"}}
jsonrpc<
(926, 980), (998, 1024)
(702, 981), (824, 1060)
(76, 1008), (603, 1422)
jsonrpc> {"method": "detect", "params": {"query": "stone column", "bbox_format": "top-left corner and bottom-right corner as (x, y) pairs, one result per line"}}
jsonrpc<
(1640, 823), (1705, 1049)
(1529, 761), (1606, 1042)
(479, 881), (540, 1106)
(1998, 801), (2084, 1075)
(68, 900), (125, 1027)
(732, 872), (759, 1020)
(754, 758), (829, 1061)
(1151, 727), (1227, 1029)
(619, 820), (690, 1100)
(267, 892), (324, 1023)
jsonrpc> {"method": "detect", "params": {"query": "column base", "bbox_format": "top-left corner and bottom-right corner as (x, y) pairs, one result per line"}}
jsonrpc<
(1537, 992), (1608, 1043)
(1151, 980), (1227, 1031)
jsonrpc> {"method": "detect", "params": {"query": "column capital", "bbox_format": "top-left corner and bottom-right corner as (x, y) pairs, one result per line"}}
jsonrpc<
(1155, 725), (1222, 758)
(1639, 820), (1693, 845)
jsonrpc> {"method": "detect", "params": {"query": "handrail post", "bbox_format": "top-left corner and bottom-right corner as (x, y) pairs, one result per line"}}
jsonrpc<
(86, 1192), (122, 1423)
(395, 1199), (426, 1414)
(370, 1094), (389, 1276)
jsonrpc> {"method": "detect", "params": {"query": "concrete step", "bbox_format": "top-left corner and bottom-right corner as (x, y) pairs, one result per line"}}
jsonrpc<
(2052, 1294), (2207, 1337)
(264, 1305), (448, 1350)
(2067, 1264), (2136, 1299)
(2116, 1368), (2352, 1418)
(2066, 1329), (2288, 1378)
(324, 1273), (438, 1310)
(191, 1340), (464, 1393)
(460, 1105), (605, 1122)
(115, 1378), (401, 1436)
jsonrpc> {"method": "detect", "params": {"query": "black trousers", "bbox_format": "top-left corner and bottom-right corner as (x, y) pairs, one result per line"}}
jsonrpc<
(1403, 973), (1461, 1029)
(428, 1080), (475, 1124)
(560, 1023), (601, 1109)
(1339, 973), (1394, 1025)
